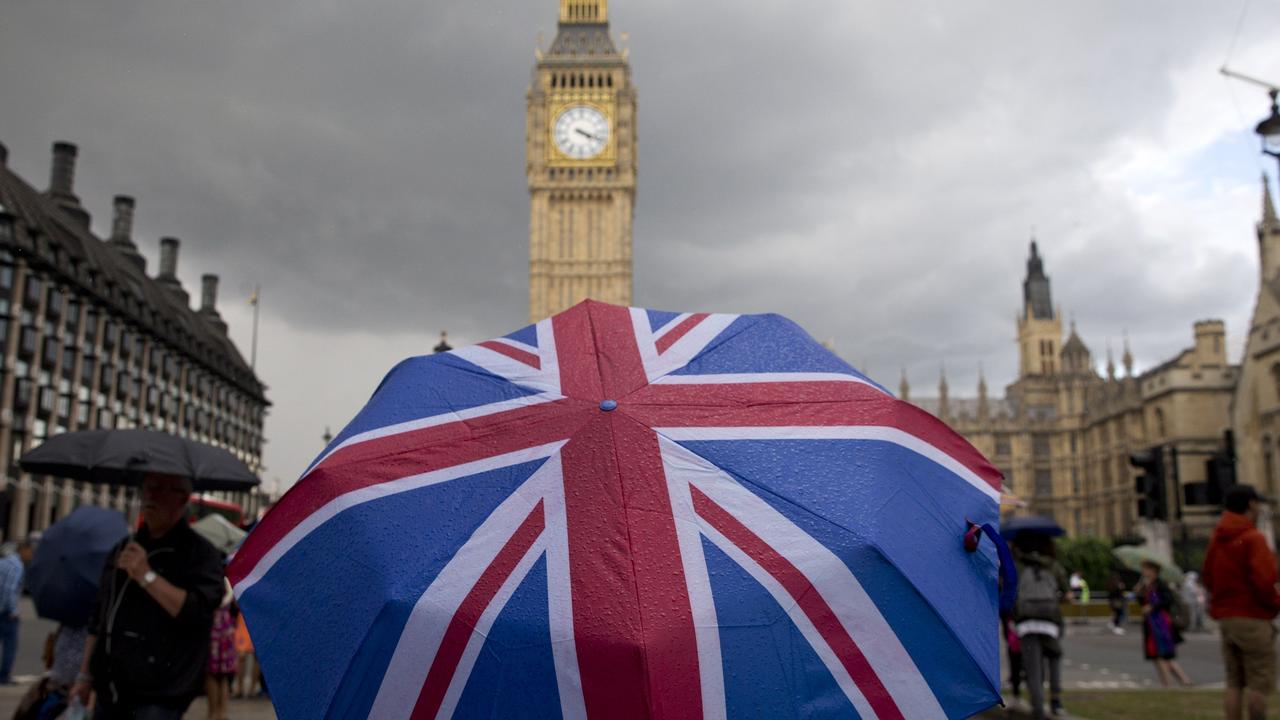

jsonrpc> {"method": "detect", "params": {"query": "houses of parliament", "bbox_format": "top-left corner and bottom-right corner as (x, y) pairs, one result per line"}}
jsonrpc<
(525, 0), (1280, 544)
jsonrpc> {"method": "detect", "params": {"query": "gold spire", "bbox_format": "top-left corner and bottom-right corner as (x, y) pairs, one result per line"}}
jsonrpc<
(560, 0), (607, 23)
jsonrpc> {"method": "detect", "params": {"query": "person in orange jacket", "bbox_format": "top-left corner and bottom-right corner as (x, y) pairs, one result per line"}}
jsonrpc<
(1204, 485), (1280, 720)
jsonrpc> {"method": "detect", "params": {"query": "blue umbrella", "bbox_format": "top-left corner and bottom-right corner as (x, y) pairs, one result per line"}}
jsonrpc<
(27, 506), (129, 626)
(1001, 515), (1065, 539)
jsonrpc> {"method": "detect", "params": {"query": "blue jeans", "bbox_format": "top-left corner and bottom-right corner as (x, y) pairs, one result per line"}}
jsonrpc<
(0, 615), (18, 681)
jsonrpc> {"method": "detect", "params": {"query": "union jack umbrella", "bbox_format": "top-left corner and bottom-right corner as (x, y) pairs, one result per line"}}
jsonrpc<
(227, 301), (1008, 719)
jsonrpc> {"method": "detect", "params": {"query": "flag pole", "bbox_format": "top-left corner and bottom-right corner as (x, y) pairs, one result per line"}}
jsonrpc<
(249, 285), (260, 371)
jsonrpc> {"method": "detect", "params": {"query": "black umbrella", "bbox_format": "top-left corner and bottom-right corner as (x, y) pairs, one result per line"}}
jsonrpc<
(1000, 514), (1066, 540)
(19, 429), (260, 491)
(26, 506), (129, 626)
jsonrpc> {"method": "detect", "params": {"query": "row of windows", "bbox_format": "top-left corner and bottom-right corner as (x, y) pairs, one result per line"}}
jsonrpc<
(0, 260), (266, 466)
(0, 248), (259, 402)
(546, 168), (618, 182)
(550, 72), (614, 89)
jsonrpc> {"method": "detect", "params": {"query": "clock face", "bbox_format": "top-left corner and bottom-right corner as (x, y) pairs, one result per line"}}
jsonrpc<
(553, 106), (610, 159)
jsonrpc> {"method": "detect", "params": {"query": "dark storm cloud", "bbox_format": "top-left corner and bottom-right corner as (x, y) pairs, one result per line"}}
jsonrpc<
(2, 0), (1277, 479)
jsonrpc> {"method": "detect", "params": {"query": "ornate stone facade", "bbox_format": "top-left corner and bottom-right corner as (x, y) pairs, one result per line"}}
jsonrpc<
(911, 242), (1236, 541)
(527, 0), (636, 322)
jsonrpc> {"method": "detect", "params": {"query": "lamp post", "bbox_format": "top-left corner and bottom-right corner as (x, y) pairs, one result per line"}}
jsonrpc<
(1257, 89), (1280, 177)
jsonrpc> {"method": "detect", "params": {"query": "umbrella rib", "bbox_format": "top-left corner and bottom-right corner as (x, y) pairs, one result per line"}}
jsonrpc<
(598, 413), (657, 710)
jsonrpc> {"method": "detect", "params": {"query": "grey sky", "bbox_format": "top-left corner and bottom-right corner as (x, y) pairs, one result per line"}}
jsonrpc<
(2, 0), (1278, 491)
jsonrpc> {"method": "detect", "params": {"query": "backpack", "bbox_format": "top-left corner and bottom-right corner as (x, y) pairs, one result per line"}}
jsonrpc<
(1015, 564), (1061, 621)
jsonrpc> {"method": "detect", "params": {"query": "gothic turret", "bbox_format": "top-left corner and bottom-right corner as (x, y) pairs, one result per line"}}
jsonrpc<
(1259, 174), (1280, 282)
(1017, 239), (1064, 377)
(1023, 241), (1053, 321)
(938, 367), (950, 421)
(899, 367), (910, 401)
(977, 366), (989, 420)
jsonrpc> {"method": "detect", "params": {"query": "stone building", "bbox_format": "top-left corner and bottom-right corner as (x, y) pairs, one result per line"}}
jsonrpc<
(527, 0), (637, 321)
(911, 242), (1236, 543)
(1232, 178), (1280, 532)
(0, 141), (269, 539)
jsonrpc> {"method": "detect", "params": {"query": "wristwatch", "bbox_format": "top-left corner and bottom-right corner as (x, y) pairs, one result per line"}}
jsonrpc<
(141, 570), (157, 587)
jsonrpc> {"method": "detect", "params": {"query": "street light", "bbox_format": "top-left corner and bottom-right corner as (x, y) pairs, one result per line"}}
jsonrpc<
(1257, 89), (1280, 173)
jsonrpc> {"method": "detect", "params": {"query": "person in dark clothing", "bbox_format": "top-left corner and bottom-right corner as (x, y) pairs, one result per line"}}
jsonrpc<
(69, 474), (224, 719)
(1136, 560), (1192, 687)
(1011, 532), (1069, 719)
(1106, 572), (1128, 635)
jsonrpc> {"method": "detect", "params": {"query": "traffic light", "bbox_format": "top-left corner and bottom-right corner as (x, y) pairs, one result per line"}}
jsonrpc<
(1185, 430), (1238, 506)
(1130, 447), (1167, 520)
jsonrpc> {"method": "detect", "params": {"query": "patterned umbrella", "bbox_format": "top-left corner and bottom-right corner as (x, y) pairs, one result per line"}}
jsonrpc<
(228, 300), (1009, 719)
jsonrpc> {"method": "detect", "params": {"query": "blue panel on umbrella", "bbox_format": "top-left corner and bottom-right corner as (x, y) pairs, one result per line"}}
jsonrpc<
(503, 324), (539, 348)
(679, 438), (1000, 712)
(241, 459), (548, 720)
(645, 309), (682, 332)
(666, 315), (886, 393)
(320, 354), (542, 460)
(703, 537), (859, 719)
(455, 554), (562, 719)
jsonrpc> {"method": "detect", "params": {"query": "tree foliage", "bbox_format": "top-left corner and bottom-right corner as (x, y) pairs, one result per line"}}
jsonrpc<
(1056, 536), (1116, 591)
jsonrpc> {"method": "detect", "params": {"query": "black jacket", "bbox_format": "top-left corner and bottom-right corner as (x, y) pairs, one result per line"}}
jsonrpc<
(88, 521), (224, 704)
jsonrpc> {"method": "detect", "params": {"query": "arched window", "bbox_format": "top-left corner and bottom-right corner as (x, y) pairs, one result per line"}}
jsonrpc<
(1271, 362), (1280, 402)
(1154, 407), (1166, 439)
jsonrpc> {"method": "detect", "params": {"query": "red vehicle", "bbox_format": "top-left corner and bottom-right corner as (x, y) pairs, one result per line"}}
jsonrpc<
(186, 494), (246, 528)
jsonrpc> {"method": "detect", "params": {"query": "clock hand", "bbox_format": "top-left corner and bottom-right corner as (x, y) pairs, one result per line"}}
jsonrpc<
(574, 128), (598, 141)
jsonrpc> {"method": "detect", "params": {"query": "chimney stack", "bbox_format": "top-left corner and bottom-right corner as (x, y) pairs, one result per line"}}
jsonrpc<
(159, 237), (180, 279)
(106, 196), (146, 271)
(0, 142), (8, 168)
(200, 274), (218, 312)
(200, 274), (228, 334)
(46, 142), (90, 227)
(110, 196), (135, 244)
(49, 142), (77, 197)
(157, 237), (189, 304)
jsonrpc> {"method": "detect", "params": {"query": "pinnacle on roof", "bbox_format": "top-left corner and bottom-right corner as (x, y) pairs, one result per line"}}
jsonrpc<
(1023, 239), (1054, 320)
(1062, 320), (1089, 357)
(433, 331), (453, 354)
(1122, 332), (1134, 376)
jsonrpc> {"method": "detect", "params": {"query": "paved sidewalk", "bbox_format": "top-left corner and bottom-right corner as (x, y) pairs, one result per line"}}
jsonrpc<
(0, 681), (279, 719)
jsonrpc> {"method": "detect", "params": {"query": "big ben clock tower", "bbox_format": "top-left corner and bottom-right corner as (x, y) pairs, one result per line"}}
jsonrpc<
(527, 0), (636, 321)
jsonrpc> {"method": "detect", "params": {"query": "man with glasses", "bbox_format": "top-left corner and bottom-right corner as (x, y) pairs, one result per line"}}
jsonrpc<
(70, 473), (224, 719)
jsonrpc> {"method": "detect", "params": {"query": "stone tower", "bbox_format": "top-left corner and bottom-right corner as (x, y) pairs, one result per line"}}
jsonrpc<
(1017, 241), (1063, 377)
(527, 0), (637, 321)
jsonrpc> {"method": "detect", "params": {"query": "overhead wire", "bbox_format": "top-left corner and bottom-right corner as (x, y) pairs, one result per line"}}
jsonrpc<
(1220, 0), (1268, 177)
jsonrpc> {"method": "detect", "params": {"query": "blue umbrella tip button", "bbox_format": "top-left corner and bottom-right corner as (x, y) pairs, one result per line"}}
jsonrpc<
(599, 399), (618, 412)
